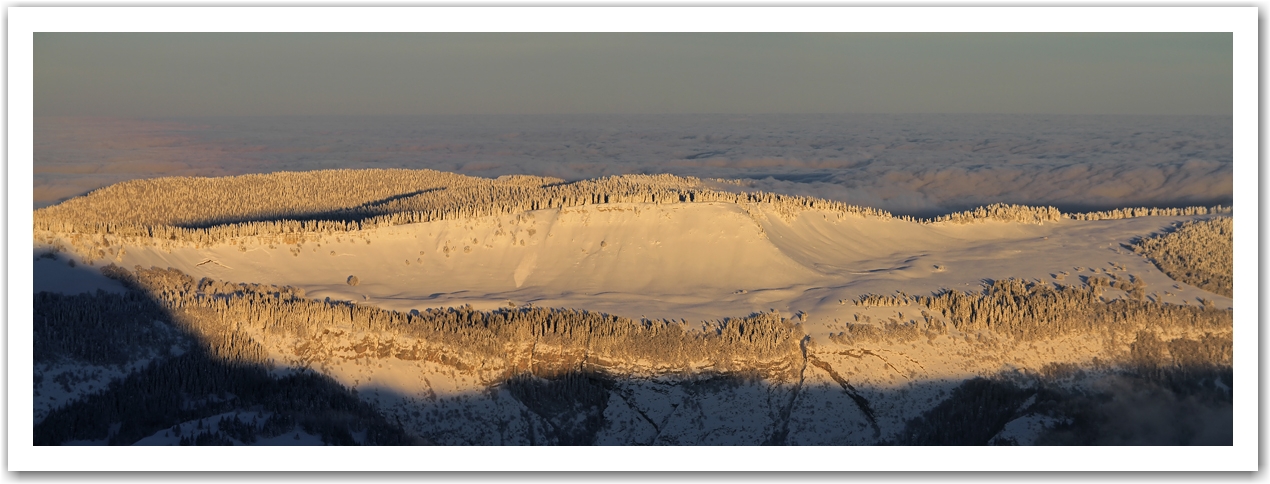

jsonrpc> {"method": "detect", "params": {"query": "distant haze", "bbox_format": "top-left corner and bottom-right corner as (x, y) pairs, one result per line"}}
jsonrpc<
(35, 33), (1232, 117)
(33, 114), (1231, 215)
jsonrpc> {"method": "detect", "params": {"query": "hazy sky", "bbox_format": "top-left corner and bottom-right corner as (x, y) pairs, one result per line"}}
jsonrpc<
(34, 33), (1232, 117)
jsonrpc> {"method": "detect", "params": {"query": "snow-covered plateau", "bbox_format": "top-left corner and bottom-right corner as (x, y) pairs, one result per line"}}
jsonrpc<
(29, 168), (1233, 446)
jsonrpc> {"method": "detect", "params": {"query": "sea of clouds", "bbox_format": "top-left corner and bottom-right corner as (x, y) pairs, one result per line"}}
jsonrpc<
(33, 114), (1231, 216)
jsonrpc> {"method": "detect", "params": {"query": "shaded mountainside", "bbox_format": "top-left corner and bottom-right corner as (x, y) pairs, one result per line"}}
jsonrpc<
(35, 350), (420, 446)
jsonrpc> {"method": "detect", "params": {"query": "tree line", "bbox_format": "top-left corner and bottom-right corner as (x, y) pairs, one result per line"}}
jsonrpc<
(1131, 216), (1233, 297)
(99, 264), (807, 381)
(845, 278), (1232, 363)
(97, 262), (1232, 389)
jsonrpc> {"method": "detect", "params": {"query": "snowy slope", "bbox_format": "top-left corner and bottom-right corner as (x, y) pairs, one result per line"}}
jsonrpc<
(65, 202), (1231, 325)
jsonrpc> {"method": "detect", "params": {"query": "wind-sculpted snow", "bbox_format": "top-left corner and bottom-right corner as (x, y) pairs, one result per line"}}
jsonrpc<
(35, 114), (1231, 215)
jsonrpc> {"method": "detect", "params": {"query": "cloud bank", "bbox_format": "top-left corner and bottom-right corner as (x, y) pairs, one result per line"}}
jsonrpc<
(34, 114), (1231, 216)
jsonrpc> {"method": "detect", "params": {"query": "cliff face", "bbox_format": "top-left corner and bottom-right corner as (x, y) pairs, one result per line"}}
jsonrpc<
(33, 262), (1230, 446)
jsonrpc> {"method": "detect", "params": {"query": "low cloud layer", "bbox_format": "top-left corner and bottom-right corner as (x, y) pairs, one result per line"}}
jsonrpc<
(33, 114), (1231, 215)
